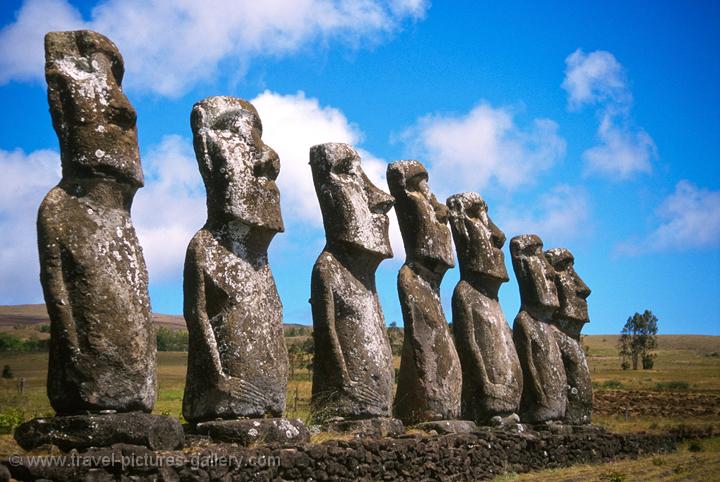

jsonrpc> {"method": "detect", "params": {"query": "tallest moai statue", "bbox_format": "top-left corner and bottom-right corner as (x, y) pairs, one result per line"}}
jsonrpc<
(38, 30), (155, 415)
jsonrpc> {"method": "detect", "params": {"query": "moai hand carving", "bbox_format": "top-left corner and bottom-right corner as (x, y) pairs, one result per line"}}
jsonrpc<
(38, 30), (155, 415)
(387, 161), (461, 424)
(510, 234), (566, 423)
(545, 248), (593, 425)
(447, 193), (522, 423)
(182, 96), (288, 422)
(309, 143), (395, 420)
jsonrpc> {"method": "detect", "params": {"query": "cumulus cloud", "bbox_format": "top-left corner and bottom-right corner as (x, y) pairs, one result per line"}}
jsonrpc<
(400, 102), (566, 197)
(562, 49), (629, 110)
(252, 90), (404, 258)
(0, 148), (60, 304)
(133, 135), (206, 283)
(582, 112), (656, 179)
(563, 49), (656, 180)
(617, 181), (720, 255)
(496, 184), (591, 244)
(0, 0), (428, 96)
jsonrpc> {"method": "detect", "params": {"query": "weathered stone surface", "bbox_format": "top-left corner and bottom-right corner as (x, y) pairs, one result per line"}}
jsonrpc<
(183, 96), (287, 422)
(510, 234), (566, 423)
(38, 30), (154, 415)
(13, 413), (184, 451)
(387, 161), (461, 424)
(325, 417), (404, 437)
(546, 247), (593, 425)
(415, 420), (478, 434)
(309, 143), (395, 421)
(446, 193), (522, 423)
(193, 418), (309, 445)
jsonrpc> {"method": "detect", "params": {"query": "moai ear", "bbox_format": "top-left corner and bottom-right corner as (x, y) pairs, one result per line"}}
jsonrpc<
(191, 103), (214, 179)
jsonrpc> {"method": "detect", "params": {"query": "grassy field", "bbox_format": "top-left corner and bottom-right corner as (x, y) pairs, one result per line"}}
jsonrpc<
(1, 332), (719, 479)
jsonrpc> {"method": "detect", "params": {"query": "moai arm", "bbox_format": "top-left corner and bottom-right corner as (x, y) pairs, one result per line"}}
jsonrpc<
(183, 244), (266, 403)
(452, 289), (490, 389)
(311, 265), (352, 388)
(515, 312), (547, 404)
(38, 215), (79, 354)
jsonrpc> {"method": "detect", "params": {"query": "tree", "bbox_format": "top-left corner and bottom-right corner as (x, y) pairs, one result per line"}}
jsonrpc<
(618, 310), (658, 370)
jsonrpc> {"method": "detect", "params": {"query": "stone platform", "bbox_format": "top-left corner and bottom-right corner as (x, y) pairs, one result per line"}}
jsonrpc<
(2, 425), (681, 481)
(13, 412), (184, 452)
(324, 417), (404, 437)
(191, 418), (309, 445)
(414, 419), (477, 434)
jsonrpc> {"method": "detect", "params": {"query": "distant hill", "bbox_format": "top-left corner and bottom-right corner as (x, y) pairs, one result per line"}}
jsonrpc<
(0, 304), (310, 331)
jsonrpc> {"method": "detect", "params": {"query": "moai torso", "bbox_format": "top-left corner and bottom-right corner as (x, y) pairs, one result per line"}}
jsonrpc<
(388, 161), (461, 424)
(310, 143), (395, 420)
(38, 30), (155, 415)
(182, 97), (288, 422)
(510, 234), (566, 423)
(546, 248), (593, 425)
(447, 193), (522, 422)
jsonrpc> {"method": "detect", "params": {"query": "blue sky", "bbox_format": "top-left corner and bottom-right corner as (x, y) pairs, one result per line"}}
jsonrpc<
(0, 0), (718, 334)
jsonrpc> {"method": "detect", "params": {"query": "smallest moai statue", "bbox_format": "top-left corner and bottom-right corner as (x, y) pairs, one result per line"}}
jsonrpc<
(545, 248), (593, 425)
(387, 161), (462, 426)
(510, 234), (567, 424)
(447, 193), (522, 425)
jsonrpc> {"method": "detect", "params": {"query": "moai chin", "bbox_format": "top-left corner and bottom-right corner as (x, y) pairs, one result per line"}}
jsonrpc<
(182, 96), (288, 422)
(510, 234), (567, 423)
(309, 143), (396, 421)
(545, 248), (593, 425)
(447, 193), (523, 423)
(387, 161), (461, 424)
(38, 30), (155, 415)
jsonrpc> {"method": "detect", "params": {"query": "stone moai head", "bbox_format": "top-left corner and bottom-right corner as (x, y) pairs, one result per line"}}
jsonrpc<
(191, 96), (283, 233)
(510, 234), (559, 316)
(447, 192), (508, 284)
(310, 143), (393, 258)
(545, 248), (591, 340)
(45, 30), (142, 187)
(386, 160), (453, 271)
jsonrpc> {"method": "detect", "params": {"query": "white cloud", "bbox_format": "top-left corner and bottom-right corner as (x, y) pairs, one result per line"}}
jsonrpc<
(252, 90), (405, 258)
(562, 49), (629, 110)
(563, 49), (656, 180)
(0, 148), (60, 304)
(0, 0), (429, 96)
(617, 181), (720, 254)
(582, 112), (656, 179)
(400, 102), (566, 197)
(133, 135), (206, 283)
(497, 184), (591, 245)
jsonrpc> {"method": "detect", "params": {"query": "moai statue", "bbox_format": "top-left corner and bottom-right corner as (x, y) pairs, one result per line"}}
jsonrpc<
(545, 248), (593, 425)
(15, 30), (183, 452)
(510, 234), (567, 423)
(387, 161), (462, 426)
(310, 143), (402, 436)
(447, 193), (522, 425)
(181, 97), (307, 443)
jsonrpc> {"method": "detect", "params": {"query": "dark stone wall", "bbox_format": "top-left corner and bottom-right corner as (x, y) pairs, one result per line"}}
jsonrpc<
(2, 426), (677, 481)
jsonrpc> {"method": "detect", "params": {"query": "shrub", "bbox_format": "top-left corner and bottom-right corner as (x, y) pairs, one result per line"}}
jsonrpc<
(0, 332), (49, 352)
(602, 380), (624, 389)
(688, 441), (703, 452)
(0, 407), (26, 434)
(39, 324), (51, 333)
(1, 365), (13, 379)
(655, 381), (689, 391)
(156, 327), (189, 351)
